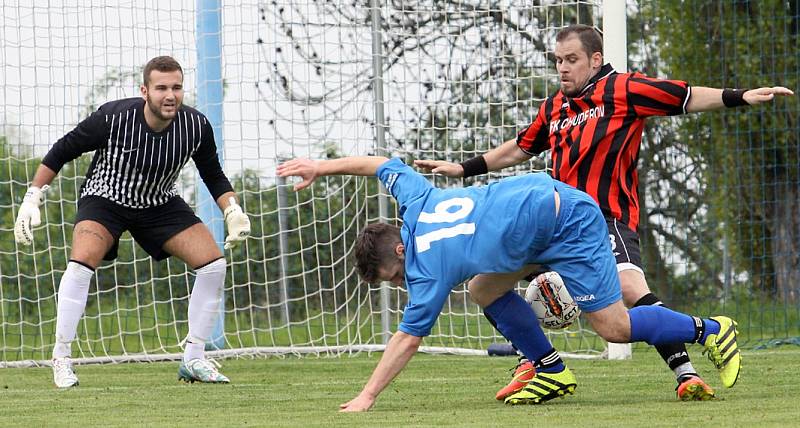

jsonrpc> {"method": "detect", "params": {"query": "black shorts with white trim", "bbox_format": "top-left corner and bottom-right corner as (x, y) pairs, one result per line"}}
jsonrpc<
(605, 217), (643, 273)
(75, 195), (202, 261)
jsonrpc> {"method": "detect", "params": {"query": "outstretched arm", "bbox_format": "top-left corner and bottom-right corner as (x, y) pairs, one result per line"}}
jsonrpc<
(276, 156), (390, 191)
(687, 86), (794, 112)
(339, 330), (422, 412)
(413, 137), (532, 178)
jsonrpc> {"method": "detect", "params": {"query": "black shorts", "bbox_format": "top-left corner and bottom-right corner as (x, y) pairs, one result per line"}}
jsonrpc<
(75, 196), (202, 261)
(605, 217), (643, 272)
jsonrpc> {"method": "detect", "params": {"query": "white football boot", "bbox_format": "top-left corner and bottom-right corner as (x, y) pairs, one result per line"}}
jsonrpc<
(52, 357), (79, 388)
(178, 358), (230, 383)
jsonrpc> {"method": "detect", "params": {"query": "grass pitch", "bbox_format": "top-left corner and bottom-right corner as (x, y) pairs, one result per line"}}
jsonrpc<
(1, 347), (798, 427)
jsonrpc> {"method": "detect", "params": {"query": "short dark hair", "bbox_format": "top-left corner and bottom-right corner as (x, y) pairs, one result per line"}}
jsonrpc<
(354, 223), (402, 283)
(556, 24), (603, 58)
(143, 56), (183, 86)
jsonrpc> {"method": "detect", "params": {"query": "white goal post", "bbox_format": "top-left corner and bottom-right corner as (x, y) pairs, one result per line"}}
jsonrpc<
(1, 0), (628, 368)
(602, 0), (633, 361)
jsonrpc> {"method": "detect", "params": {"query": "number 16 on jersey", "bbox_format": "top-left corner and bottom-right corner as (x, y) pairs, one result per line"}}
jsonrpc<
(415, 197), (476, 253)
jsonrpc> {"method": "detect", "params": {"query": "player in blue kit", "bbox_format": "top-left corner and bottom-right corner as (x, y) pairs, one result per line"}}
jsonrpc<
(277, 156), (741, 412)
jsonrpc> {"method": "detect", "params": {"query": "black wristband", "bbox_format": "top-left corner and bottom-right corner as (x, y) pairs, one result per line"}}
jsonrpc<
(722, 88), (750, 108)
(459, 155), (488, 178)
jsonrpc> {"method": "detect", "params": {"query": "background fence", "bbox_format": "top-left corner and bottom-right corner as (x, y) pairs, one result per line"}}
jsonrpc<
(1, 0), (797, 365)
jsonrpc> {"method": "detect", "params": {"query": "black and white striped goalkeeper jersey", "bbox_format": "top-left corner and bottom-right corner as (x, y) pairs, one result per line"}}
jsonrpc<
(42, 98), (233, 208)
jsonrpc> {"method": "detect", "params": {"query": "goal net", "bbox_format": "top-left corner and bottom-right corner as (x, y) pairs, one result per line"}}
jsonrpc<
(1, 0), (610, 367)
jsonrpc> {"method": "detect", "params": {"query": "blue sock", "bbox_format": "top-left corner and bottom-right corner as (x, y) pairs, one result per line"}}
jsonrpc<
(698, 319), (721, 344)
(629, 306), (723, 345)
(628, 306), (703, 345)
(484, 291), (564, 373)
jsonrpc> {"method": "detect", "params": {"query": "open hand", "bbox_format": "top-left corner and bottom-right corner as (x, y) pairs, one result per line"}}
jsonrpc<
(744, 86), (794, 105)
(339, 392), (375, 412)
(412, 159), (464, 178)
(276, 158), (320, 191)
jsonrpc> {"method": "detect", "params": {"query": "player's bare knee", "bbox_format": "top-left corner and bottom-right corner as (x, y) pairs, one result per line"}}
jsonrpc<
(194, 257), (226, 275)
(468, 280), (506, 308)
(467, 280), (489, 306)
(618, 270), (651, 307)
(597, 325), (631, 343)
(69, 245), (108, 268)
(466, 278), (478, 295)
(586, 304), (632, 343)
(589, 317), (628, 342)
(67, 254), (102, 270)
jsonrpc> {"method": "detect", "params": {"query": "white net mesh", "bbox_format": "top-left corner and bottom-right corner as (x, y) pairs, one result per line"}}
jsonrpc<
(1, 0), (608, 367)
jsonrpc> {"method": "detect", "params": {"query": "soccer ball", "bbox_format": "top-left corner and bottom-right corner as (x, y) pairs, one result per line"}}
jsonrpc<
(524, 271), (581, 329)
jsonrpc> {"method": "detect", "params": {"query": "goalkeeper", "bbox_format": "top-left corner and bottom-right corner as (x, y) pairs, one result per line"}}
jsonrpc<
(13, 56), (251, 388)
(415, 24), (793, 401)
(277, 155), (741, 411)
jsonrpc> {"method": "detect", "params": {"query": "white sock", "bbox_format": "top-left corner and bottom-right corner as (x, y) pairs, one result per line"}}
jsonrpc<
(184, 258), (226, 363)
(674, 362), (698, 380)
(52, 261), (94, 359)
(183, 341), (205, 363)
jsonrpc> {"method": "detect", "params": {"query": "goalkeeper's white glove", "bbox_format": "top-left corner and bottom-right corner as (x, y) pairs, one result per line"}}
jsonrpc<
(14, 185), (49, 246)
(223, 197), (251, 250)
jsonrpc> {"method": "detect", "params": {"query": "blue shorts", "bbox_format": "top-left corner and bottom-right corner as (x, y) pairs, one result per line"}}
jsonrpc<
(535, 182), (621, 312)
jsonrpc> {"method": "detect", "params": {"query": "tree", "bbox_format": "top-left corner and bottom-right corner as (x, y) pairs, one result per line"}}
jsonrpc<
(258, 2), (591, 164)
(268, 1), (800, 305)
(649, 0), (799, 302)
(627, 9), (727, 302)
(262, 1), (730, 301)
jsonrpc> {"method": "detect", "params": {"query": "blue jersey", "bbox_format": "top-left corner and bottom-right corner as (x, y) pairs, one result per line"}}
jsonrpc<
(376, 158), (558, 337)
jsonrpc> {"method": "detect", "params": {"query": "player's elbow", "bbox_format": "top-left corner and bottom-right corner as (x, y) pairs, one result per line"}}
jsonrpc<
(512, 146), (533, 163)
(496, 143), (531, 167)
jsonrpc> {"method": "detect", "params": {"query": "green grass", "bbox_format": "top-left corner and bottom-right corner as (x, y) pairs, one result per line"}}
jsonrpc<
(2, 301), (611, 362)
(1, 347), (798, 427)
(4, 288), (798, 362)
(9, 295), (794, 362)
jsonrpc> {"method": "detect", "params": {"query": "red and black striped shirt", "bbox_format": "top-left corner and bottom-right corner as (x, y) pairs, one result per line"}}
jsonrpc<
(516, 64), (690, 231)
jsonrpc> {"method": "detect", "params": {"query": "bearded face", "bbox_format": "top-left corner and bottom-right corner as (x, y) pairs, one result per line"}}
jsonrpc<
(141, 69), (184, 127)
